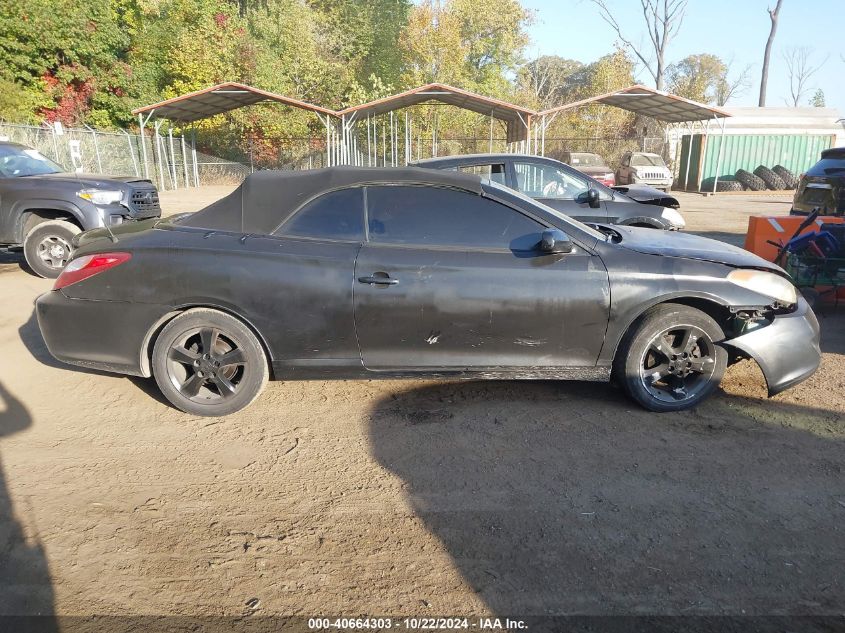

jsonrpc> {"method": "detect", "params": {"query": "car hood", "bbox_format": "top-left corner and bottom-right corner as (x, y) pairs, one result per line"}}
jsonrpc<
(22, 172), (152, 188)
(612, 184), (680, 209)
(575, 165), (612, 176)
(611, 225), (783, 273)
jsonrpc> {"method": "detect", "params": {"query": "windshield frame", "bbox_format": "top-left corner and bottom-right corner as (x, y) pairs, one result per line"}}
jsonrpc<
(0, 145), (65, 177)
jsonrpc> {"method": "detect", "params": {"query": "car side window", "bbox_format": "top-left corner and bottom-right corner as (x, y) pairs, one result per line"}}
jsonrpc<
(513, 162), (590, 200)
(275, 187), (364, 240)
(366, 185), (544, 251)
(457, 163), (507, 185)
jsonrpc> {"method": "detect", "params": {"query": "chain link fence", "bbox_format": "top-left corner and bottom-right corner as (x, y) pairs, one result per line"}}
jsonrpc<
(0, 121), (256, 191)
(0, 121), (674, 189)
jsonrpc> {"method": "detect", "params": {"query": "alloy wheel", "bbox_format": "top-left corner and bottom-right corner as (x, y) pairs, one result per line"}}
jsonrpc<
(638, 324), (717, 404)
(166, 327), (247, 403)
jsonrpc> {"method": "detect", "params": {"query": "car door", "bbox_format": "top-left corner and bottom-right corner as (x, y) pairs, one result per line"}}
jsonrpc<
(353, 184), (610, 371)
(510, 159), (608, 223)
(262, 186), (365, 374)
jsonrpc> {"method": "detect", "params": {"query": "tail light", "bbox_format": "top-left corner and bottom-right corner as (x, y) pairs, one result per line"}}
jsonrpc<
(54, 252), (131, 290)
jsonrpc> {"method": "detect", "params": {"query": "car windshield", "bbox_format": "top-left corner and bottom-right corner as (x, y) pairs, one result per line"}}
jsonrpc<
(630, 154), (666, 167)
(0, 145), (64, 177)
(484, 179), (605, 242)
(569, 153), (603, 167)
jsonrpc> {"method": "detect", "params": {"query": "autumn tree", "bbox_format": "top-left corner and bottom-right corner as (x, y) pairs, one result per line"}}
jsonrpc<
(666, 54), (751, 105)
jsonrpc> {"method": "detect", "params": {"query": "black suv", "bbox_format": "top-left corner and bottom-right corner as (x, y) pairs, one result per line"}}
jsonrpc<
(414, 154), (685, 230)
(791, 147), (845, 216)
(0, 142), (161, 277)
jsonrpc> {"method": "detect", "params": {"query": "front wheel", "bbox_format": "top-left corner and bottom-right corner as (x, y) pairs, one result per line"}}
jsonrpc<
(614, 304), (727, 412)
(152, 309), (269, 416)
(23, 219), (81, 279)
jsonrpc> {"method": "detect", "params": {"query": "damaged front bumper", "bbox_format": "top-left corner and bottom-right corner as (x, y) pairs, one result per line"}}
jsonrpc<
(723, 296), (821, 396)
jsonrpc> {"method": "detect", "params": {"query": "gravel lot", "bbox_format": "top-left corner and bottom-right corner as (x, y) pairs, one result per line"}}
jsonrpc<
(0, 189), (843, 620)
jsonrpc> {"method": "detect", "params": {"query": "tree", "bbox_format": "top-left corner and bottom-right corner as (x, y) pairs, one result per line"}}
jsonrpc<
(399, 0), (531, 95)
(588, 0), (687, 90)
(518, 55), (583, 109)
(758, 0), (783, 107)
(666, 54), (751, 105)
(714, 60), (752, 106)
(666, 54), (726, 103)
(810, 89), (825, 108)
(783, 47), (827, 107)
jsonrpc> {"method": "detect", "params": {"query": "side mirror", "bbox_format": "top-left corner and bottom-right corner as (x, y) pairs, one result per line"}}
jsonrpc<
(577, 188), (601, 208)
(540, 228), (573, 254)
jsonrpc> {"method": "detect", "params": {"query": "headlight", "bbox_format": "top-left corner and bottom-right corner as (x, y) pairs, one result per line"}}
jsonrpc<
(660, 207), (685, 229)
(727, 269), (798, 306)
(77, 189), (123, 205)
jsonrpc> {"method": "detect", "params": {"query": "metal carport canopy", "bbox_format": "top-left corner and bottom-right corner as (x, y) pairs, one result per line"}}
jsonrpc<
(131, 81), (338, 122)
(338, 83), (536, 144)
(538, 84), (731, 123)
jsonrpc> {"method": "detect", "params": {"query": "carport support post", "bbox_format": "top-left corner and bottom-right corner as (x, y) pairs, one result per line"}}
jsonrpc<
(180, 133), (190, 187)
(489, 111), (494, 154)
(683, 122), (694, 192)
(367, 115), (372, 167)
(168, 126), (178, 189)
(153, 120), (166, 191)
(712, 116), (727, 195)
(191, 128), (199, 187)
(138, 113), (150, 180)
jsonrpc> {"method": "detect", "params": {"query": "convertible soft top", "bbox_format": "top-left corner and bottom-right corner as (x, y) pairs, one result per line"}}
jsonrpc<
(180, 166), (484, 234)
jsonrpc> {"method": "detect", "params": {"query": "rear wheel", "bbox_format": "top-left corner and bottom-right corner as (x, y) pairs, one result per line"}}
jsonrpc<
(614, 304), (727, 412)
(152, 309), (269, 416)
(23, 219), (81, 279)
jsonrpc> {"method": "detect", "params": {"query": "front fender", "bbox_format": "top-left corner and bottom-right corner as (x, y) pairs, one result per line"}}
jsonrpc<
(14, 198), (93, 243)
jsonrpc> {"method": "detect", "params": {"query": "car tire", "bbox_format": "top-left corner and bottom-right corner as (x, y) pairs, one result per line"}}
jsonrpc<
(753, 165), (787, 191)
(735, 169), (767, 191)
(613, 303), (728, 412)
(715, 179), (744, 192)
(773, 165), (799, 189)
(22, 219), (81, 279)
(152, 308), (269, 417)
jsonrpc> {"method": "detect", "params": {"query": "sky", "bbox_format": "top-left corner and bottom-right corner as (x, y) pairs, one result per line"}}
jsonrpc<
(521, 0), (845, 113)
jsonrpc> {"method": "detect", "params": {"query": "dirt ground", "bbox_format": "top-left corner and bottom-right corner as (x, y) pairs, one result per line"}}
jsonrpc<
(0, 189), (843, 622)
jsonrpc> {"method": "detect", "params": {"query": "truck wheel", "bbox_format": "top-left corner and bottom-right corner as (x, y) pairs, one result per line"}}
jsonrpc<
(735, 169), (766, 191)
(753, 166), (787, 191)
(23, 220), (81, 279)
(613, 303), (728, 412)
(773, 165), (799, 189)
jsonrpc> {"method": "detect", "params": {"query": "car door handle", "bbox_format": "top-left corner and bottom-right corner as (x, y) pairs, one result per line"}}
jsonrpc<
(358, 274), (399, 285)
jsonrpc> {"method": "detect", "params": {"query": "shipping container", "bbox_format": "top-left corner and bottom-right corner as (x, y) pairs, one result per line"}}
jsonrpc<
(677, 133), (836, 192)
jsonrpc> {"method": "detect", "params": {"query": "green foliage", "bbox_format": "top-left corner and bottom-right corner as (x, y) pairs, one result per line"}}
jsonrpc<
(810, 89), (825, 107)
(0, 0), (689, 164)
(665, 54), (728, 105)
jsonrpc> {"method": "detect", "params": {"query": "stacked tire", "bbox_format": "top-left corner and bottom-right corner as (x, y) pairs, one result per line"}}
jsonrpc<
(773, 165), (799, 189)
(714, 179), (744, 192)
(735, 169), (767, 191)
(753, 165), (787, 191)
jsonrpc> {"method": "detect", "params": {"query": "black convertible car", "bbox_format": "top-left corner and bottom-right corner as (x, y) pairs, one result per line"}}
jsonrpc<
(37, 167), (820, 417)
